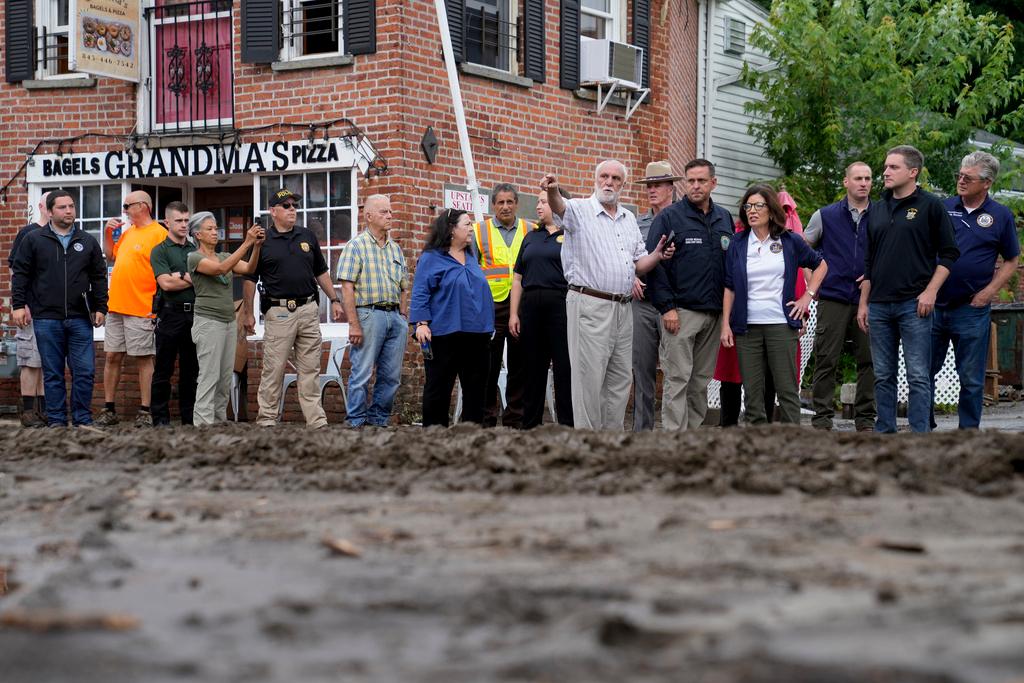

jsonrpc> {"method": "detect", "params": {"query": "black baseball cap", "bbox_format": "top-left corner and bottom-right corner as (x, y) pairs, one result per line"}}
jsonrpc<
(269, 188), (302, 207)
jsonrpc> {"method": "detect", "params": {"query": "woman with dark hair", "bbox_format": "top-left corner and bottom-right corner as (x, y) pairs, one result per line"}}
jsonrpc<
(508, 189), (573, 428)
(720, 185), (827, 424)
(410, 209), (495, 426)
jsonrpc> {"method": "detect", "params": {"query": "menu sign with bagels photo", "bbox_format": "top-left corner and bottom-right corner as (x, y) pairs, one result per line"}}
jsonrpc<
(70, 0), (141, 82)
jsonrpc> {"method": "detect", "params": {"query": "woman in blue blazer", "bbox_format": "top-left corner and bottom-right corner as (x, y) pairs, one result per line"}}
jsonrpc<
(720, 185), (828, 424)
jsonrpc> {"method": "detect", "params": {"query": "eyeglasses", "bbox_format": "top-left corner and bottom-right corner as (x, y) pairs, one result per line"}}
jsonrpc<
(278, 202), (300, 210)
(742, 202), (768, 212)
(955, 173), (984, 184)
(122, 201), (145, 210)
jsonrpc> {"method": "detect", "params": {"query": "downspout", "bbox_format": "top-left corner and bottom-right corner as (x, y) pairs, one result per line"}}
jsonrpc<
(697, 0), (716, 160)
(433, 0), (484, 223)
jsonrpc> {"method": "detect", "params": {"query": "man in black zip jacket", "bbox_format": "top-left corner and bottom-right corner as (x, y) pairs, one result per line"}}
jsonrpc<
(857, 146), (958, 433)
(645, 159), (734, 430)
(11, 190), (108, 427)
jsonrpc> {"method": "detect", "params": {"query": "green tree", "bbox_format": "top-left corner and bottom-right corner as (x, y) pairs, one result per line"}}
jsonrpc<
(744, 0), (1024, 214)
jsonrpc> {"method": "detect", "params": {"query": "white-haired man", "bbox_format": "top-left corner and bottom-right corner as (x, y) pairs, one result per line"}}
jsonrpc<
(542, 160), (674, 429)
(336, 194), (408, 427)
(933, 151), (1019, 429)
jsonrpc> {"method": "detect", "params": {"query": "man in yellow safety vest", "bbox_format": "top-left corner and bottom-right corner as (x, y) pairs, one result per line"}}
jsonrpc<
(473, 183), (529, 428)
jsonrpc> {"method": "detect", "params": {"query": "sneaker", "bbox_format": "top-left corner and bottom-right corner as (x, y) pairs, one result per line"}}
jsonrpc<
(134, 410), (153, 428)
(20, 409), (46, 428)
(95, 409), (119, 426)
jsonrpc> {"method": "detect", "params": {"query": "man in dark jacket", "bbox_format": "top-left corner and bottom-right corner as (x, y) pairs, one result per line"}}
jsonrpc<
(857, 146), (959, 433)
(804, 162), (875, 431)
(11, 190), (108, 427)
(645, 159), (734, 429)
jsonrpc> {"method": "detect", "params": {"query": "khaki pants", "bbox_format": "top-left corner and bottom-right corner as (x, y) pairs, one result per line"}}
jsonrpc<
(659, 308), (720, 430)
(736, 323), (801, 424)
(566, 289), (632, 430)
(256, 301), (327, 428)
(192, 315), (234, 426)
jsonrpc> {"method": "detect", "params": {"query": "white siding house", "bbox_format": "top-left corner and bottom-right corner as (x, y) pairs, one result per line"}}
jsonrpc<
(696, 0), (781, 215)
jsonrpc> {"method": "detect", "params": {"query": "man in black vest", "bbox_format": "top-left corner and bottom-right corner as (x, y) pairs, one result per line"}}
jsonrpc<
(804, 162), (875, 431)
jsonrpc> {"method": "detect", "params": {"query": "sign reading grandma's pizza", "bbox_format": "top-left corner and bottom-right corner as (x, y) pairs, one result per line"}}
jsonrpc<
(27, 140), (361, 184)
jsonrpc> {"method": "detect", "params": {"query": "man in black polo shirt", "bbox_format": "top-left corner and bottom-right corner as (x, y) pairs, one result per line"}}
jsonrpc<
(242, 188), (343, 428)
(857, 145), (959, 433)
(149, 201), (199, 426)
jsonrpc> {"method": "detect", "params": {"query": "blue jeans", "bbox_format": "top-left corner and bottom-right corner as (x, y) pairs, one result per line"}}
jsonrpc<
(33, 317), (96, 426)
(930, 304), (990, 429)
(868, 300), (932, 433)
(345, 308), (406, 426)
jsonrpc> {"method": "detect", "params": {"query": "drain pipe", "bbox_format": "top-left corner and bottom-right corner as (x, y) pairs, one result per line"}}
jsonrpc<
(433, 0), (484, 223)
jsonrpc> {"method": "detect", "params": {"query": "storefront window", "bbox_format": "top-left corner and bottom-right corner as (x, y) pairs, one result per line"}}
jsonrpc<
(42, 183), (123, 247)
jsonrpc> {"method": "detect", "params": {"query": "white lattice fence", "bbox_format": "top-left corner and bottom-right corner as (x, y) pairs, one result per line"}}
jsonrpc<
(706, 301), (959, 408)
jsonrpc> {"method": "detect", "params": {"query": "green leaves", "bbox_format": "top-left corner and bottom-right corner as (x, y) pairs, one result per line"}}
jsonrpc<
(745, 0), (1024, 214)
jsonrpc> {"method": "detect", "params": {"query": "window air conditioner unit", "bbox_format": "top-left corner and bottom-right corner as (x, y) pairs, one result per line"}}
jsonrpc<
(579, 38), (644, 90)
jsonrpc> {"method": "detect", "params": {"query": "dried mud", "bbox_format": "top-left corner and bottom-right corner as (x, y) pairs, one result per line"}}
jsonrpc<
(1, 424), (1023, 683)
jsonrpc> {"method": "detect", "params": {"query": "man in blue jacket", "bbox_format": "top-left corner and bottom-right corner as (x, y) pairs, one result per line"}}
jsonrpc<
(858, 146), (959, 433)
(933, 151), (1019, 429)
(11, 190), (108, 427)
(645, 159), (734, 430)
(804, 162), (876, 431)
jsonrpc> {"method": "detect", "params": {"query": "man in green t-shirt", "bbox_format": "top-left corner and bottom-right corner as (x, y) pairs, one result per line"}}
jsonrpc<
(149, 201), (198, 426)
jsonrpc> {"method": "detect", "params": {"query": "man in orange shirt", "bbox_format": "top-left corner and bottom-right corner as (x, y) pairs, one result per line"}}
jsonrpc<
(96, 191), (168, 426)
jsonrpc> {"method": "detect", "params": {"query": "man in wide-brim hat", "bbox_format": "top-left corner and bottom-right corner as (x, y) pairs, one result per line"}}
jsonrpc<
(630, 160), (681, 431)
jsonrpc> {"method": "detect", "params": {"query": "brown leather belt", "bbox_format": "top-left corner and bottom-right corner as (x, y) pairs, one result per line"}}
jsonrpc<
(569, 285), (632, 303)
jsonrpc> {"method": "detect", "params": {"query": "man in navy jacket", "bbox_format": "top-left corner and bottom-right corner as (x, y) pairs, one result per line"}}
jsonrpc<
(804, 162), (876, 431)
(11, 190), (108, 427)
(645, 159), (734, 430)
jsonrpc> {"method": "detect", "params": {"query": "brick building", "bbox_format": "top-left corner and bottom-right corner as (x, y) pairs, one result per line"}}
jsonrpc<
(0, 0), (699, 422)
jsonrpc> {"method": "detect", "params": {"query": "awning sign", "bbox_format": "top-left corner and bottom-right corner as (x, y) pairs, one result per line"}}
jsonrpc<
(70, 0), (142, 83)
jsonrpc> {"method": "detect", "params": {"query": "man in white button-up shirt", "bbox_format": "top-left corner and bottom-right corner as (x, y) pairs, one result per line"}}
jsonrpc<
(542, 160), (673, 429)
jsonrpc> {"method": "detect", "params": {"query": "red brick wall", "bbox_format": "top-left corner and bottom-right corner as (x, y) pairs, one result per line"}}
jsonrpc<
(0, 0), (699, 421)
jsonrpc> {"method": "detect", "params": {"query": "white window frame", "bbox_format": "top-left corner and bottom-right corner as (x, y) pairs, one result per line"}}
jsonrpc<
(34, 182), (128, 252)
(280, 0), (345, 62)
(464, 0), (519, 75)
(34, 0), (90, 80)
(580, 0), (625, 43)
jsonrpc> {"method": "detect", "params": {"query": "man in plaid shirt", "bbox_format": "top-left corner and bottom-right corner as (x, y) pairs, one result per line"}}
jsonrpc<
(337, 194), (409, 427)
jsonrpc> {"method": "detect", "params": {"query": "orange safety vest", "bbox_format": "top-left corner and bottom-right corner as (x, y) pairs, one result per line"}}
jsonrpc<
(473, 218), (528, 302)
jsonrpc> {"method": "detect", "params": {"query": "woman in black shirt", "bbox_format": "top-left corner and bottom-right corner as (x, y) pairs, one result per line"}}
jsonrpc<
(509, 190), (573, 427)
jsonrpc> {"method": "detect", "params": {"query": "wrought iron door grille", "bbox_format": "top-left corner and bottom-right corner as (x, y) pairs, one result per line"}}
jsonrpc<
(146, 0), (234, 133)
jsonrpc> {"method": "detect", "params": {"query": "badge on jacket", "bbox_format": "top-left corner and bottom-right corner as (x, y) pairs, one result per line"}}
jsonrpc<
(721, 235), (730, 250)
(73, 243), (84, 252)
(905, 208), (919, 220)
(300, 242), (310, 252)
(769, 241), (783, 254)
(977, 213), (994, 228)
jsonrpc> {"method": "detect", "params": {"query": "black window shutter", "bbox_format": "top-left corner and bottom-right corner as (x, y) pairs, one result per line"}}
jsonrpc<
(522, 0), (545, 82)
(5, 0), (35, 83)
(632, 0), (650, 88)
(559, 0), (580, 90)
(342, 0), (376, 55)
(445, 0), (465, 63)
(241, 0), (280, 64)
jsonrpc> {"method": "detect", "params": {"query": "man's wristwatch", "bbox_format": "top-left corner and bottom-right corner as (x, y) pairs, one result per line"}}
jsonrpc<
(329, 298), (340, 304)
(178, 271), (186, 279)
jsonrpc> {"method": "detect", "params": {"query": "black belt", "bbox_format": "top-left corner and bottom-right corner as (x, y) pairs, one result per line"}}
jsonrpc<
(358, 303), (400, 312)
(569, 285), (632, 303)
(267, 295), (316, 311)
(162, 301), (194, 313)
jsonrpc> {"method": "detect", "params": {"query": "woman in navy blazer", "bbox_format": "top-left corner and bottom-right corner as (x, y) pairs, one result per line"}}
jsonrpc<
(720, 185), (828, 424)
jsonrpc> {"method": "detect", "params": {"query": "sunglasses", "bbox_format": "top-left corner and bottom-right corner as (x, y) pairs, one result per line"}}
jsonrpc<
(122, 201), (145, 210)
(278, 202), (300, 210)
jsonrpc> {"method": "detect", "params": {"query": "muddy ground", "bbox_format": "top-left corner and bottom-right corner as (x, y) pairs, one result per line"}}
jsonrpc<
(1, 423), (1023, 683)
